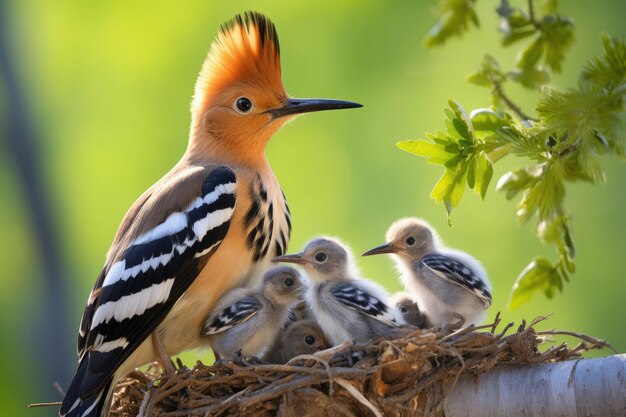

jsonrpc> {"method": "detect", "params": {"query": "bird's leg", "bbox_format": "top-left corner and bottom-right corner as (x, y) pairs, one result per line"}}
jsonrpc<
(443, 314), (466, 333)
(152, 332), (176, 375)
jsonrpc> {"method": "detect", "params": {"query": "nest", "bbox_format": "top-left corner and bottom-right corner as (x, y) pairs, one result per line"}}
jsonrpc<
(109, 314), (610, 417)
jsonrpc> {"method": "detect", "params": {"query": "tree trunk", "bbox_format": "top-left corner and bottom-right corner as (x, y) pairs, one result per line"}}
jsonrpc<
(444, 354), (626, 417)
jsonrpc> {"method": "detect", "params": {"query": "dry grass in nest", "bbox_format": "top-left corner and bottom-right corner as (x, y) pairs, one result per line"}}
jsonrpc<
(109, 314), (610, 417)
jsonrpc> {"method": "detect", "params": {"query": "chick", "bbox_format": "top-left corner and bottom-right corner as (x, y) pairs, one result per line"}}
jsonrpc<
(274, 237), (405, 345)
(265, 319), (330, 363)
(363, 218), (492, 327)
(390, 292), (431, 329)
(201, 266), (302, 360)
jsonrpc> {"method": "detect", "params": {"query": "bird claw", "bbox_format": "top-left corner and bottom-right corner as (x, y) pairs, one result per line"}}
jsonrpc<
(442, 314), (466, 333)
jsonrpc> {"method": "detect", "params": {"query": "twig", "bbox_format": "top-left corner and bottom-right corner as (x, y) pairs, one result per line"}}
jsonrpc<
(27, 401), (62, 408)
(527, 0), (540, 28)
(335, 378), (383, 417)
(535, 330), (615, 352)
(492, 80), (538, 121)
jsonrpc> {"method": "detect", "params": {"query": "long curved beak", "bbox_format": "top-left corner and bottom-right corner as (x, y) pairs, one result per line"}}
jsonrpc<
(361, 242), (397, 257)
(269, 98), (362, 119)
(272, 253), (308, 265)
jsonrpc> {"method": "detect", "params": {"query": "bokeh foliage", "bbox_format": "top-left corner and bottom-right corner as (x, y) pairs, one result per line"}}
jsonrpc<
(400, 0), (626, 309)
(0, 1), (625, 416)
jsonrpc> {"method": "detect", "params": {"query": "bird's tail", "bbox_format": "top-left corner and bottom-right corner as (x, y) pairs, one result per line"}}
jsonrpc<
(59, 358), (113, 417)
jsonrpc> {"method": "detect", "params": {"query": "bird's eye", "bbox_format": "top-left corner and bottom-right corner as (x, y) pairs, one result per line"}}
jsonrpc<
(304, 335), (316, 345)
(315, 252), (327, 262)
(406, 237), (416, 246)
(400, 307), (408, 314)
(235, 97), (253, 113)
(284, 277), (294, 287)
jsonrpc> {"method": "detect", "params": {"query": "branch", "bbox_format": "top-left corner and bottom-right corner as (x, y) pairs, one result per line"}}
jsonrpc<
(527, 0), (540, 29)
(444, 354), (626, 417)
(492, 79), (538, 122)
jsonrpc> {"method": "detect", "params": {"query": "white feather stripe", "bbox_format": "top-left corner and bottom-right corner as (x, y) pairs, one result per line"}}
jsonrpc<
(132, 182), (236, 246)
(93, 337), (129, 353)
(133, 212), (187, 245)
(101, 185), (235, 288)
(80, 388), (104, 417)
(102, 260), (127, 287)
(90, 278), (175, 330)
(186, 181), (237, 211)
(192, 207), (235, 240)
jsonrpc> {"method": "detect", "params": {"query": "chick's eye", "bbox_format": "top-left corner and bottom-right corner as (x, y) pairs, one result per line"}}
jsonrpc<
(315, 252), (327, 262)
(304, 335), (316, 345)
(235, 97), (253, 113)
(284, 277), (294, 287)
(406, 237), (416, 246)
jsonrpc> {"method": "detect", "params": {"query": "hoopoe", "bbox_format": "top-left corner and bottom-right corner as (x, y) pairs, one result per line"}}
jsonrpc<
(60, 12), (360, 417)
(362, 218), (492, 328)
(273, 237), (405, 345)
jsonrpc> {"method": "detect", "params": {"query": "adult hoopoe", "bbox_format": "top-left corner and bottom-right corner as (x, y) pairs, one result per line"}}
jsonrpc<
(60, 11), (361, 417)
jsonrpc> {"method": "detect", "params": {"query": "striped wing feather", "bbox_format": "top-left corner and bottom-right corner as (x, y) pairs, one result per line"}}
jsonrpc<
(421, 253), (492, 307)
(202, 295), (262, 335)
(68, 166), (237, 402)
(330, 283), (397, 327)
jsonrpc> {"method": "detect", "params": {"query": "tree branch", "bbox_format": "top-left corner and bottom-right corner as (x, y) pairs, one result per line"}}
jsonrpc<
(444, 354), (626, 417)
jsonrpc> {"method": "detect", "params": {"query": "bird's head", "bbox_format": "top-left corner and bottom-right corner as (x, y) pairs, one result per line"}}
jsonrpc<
(390, 292), (428, 328)
(262, 266), (303, 306)
(362, 218), (439, 261)
(188, 11), (361, 167)
(272, 236), (355, 282)
(282, 319), (330, 357)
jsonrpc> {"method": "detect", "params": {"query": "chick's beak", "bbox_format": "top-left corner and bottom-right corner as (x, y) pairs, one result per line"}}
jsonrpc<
(269, 98), (362, 119)
(272, 253), (308, 265)
(361, 242), (398, 257)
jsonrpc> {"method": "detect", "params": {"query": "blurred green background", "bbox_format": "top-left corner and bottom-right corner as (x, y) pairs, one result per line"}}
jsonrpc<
(1, 0), (625, 415)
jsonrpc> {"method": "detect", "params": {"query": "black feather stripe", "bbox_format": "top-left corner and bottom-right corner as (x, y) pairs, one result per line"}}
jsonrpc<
(244, 200), (260, 227)
(187, 192), (236, 227)
(71, 166), (237, 403)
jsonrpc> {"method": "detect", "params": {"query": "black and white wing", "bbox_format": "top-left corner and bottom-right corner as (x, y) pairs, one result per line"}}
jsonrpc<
(61, 166), (237, 417)
(330, 283), (397, 327)
(421, 253), (492, 307)
(201, 296), (262, 335)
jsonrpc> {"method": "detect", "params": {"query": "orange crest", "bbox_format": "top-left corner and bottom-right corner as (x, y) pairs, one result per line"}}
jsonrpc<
(192, 12), (284, 113)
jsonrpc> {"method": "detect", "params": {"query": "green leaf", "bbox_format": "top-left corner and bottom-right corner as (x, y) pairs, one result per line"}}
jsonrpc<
(467, 155), (476, 189)
(508, 256), (557, 309)
(467, 55), (505, 88)
(448, 99), (475, 140)
(424, 0), (480, 47)
(431, 164), (469, 225)
(453, 118), (471, 139)
(509, 66), (550, 89)
(467, 70), (492, 87)
(470, 108), (510, 132)
(581, 34), (626, 89)
(541, 16), (575, 73)
(474, 153), (493, 199)
(515, 163), (565, 223)
(517, 36), (544, 73)
(496, 167), (534, 200)
(397, 140), (456, 165)
(502, 28), (537, 46)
